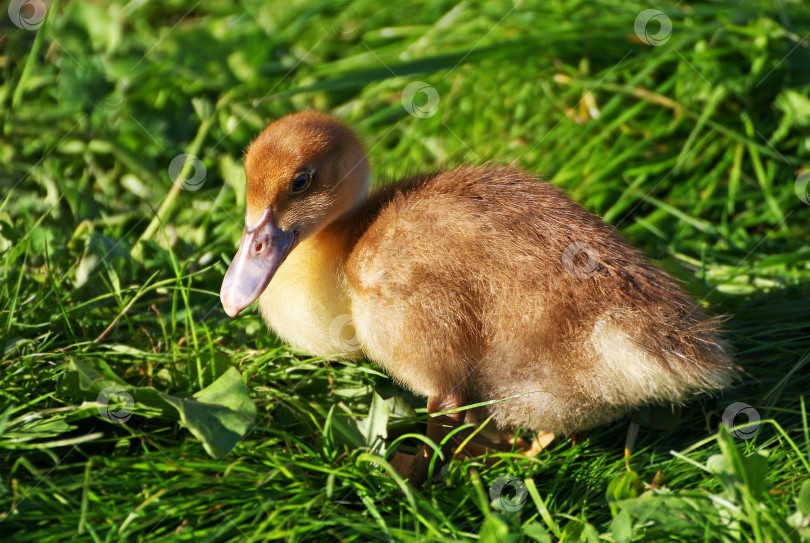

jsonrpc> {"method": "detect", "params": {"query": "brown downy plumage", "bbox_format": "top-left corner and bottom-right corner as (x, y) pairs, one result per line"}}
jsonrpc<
(221, 111), (739, 476)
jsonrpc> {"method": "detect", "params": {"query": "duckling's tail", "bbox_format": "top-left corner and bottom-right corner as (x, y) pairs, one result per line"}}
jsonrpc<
(589, 306), (739, 408)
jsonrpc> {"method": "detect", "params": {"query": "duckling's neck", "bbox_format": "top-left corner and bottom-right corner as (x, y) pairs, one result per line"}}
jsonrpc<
(258, 222), (355, 356)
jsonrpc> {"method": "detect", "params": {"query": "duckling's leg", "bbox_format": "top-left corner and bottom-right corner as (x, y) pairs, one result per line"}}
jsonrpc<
(426, 394), (467, 441)
(392, 396), (558, 484)
(390, 393), (467, 485)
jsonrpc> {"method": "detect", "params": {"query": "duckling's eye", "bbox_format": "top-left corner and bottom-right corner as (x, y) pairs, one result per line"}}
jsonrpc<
(290, 172), (312, 194)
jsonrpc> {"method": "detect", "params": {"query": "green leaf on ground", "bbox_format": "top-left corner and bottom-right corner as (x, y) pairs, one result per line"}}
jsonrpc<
(160, 367), (257, 458)
(64, 360), (256, 458)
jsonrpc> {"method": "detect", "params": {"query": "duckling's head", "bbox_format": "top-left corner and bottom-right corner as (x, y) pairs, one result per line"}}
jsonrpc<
(220, 111), (370, 317)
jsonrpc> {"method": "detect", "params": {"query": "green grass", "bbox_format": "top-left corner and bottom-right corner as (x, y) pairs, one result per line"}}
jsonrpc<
(2, 0), (810, 541)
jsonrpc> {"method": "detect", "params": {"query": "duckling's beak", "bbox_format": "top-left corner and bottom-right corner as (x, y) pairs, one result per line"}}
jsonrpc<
(220, 208), (298, 318)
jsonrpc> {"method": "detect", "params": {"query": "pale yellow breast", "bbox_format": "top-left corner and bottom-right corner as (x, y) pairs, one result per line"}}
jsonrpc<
(258, 228), (357, 357)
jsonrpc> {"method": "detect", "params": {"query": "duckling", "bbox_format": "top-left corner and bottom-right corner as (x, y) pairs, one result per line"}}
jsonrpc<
(221, 111), (738, 479)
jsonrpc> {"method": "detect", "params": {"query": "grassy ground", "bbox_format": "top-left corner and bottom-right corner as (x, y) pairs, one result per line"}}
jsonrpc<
(2, 0), (810, 541)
